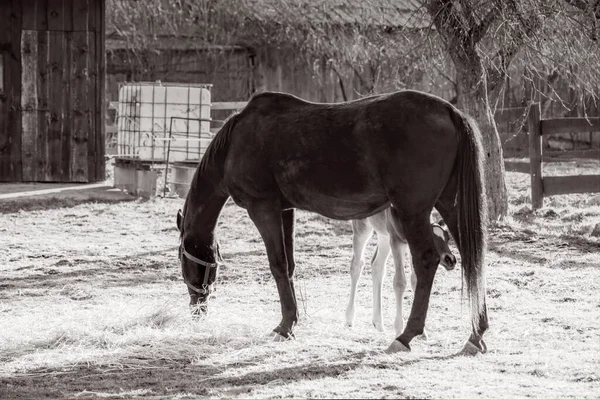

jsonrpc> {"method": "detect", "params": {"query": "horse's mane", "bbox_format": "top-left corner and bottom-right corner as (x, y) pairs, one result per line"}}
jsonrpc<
(197, 111), (240, 178)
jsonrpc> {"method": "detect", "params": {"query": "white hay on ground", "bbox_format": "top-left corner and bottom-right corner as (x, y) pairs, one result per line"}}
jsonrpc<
(0, 276), (398, 376)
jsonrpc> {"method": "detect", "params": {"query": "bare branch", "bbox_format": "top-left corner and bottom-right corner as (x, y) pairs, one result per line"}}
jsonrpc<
(425, 0), (468, 44)
(457, 0), (477, 27)
(470, 7), (500, 44)
(563, 0), (600, 18)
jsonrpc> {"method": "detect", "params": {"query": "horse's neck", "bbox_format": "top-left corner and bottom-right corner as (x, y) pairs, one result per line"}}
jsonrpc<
(183, 179), (228, 246)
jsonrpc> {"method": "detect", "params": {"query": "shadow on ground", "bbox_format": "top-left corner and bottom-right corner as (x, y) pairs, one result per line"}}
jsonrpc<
(0, 350), (463, 399)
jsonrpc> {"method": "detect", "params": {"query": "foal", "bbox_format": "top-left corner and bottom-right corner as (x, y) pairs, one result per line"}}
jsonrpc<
(345, 207), (456, 337)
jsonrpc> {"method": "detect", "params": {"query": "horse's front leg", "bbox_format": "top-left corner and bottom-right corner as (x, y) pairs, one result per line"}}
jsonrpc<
(385, 207), (439, 353)
(247, 201), (297, 340)
(282, 209), (298, 320)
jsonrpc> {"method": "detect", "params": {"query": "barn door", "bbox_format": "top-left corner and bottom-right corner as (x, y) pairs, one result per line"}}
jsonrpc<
(20, 30), (97, 182)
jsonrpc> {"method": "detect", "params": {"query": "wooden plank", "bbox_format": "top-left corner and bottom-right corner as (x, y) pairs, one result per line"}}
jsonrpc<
(20, 30), (39, 182)
(504, 160), (530, 174)
(528, 103), (544, 209)
(70, 31), (91, 182)
(541, 117), (600, 135)
(36, 30), (52, 181)
(60, 32), (73, 181)
(210, 101), (248, 110)
(47, 31), (67, 180)
(86, 31), (97, 181)
(22, 0), (49, 30)
(87, 0), (99, 32)
(95, 0), (106, 181)
(47, 0), (72, 31)
(0, 0), (23, 182)
(21, 0), (38, 30)
(72, 0), (89, 31)
(544, 175), (600, 196)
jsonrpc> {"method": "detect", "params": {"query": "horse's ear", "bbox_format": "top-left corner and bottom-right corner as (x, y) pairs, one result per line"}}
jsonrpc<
(437, 219), (447, 228)
(177, 209), (183, 232)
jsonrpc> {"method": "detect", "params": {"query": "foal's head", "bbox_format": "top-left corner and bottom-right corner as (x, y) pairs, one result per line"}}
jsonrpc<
(176, 209), (222, 315)
(431, 220), (457, 270)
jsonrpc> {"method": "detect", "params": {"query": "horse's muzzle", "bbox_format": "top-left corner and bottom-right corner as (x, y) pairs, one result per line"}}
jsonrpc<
(440, 253), (457, 271)
(189, 294), (209, 315)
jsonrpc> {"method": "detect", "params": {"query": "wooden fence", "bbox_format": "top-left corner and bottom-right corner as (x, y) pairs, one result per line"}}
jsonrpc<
(527, 103), (600, 209)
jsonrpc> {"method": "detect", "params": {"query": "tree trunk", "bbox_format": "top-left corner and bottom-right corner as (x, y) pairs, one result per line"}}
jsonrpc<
(455, 71), (508, 222)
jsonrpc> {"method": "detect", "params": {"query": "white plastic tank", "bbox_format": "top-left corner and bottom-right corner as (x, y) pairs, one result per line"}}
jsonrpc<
(117, 82), (212, 162)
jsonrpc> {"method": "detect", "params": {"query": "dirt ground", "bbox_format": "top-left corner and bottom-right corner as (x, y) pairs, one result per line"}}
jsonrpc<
(1, 157), (599, 399)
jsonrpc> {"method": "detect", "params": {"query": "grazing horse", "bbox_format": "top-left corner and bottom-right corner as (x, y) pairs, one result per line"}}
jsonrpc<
(176, 89), (488, 355)
(345, 211), (456, 337)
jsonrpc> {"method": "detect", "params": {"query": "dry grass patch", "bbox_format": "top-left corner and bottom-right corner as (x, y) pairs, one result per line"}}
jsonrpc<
(1, 157), (599, 398)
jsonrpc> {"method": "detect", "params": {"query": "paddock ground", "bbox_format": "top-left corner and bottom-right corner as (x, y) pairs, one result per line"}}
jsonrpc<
(1, 158), (599, 399)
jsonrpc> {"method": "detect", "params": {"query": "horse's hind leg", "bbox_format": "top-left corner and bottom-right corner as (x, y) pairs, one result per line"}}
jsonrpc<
(385, 206), (440, 353)
(409, 266), (428, 340)
(345, 219), (371, 328)
(435, 192), (489, 354)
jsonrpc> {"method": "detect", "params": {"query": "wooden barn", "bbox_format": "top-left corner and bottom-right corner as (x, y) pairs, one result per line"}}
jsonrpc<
(0, 0), (105, 183)
(104, 0), (451, 106)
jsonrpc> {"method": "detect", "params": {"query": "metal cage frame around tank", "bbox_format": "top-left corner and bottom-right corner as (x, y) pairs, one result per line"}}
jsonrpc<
(115, 81), (213, 163)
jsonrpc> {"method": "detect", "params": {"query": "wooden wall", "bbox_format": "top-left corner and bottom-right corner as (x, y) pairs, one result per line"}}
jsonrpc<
(106, 47), (253, 102)
(0, 0), (105, 183)
(105, 42), (454, 110)
(253, 46), (455, 104)
(0, 0), (23, 182)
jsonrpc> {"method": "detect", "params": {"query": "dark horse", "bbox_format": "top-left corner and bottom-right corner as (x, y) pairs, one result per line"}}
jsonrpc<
(176, 90), (488, 355)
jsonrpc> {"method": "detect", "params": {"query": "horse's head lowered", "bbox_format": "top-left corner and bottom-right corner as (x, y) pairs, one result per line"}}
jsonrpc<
(176, 209), (222, 314)
(431, 220), (457, 271)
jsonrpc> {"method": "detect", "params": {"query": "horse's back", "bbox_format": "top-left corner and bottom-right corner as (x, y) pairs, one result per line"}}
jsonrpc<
(224, 90), (460, 219)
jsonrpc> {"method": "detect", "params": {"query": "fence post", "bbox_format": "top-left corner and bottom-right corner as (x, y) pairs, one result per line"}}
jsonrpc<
(528, 103), (543, 209)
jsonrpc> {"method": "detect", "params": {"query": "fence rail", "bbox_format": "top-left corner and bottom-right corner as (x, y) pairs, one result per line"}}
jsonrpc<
(527, 103), (600, 209)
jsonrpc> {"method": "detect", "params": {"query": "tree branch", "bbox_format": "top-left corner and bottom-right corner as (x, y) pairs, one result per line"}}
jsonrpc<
(425, 0), (468, 44)
(563, 0), (600, 18)
(457, 0), (477, 27)
(486, 4), (544, 94)
(470, 7), (500, 44)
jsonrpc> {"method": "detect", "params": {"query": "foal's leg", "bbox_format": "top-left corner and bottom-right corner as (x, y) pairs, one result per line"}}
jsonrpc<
(388, 228), (408, 336)
(386, 206), (440, 353)
(345, 219), (371, 328)
(371, 230), (391, 331)
(247, 201), (297, 340)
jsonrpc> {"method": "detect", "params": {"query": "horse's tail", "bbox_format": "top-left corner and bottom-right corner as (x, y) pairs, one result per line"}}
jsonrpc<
(449, 108), (488, 331)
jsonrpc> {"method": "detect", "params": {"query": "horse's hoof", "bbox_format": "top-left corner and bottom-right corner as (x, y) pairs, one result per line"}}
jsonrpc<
(384, 340), (410, 354)
(273, 333), (287, 342)
(458, 339), (487, 356)
(373, 322), (384, 332)
(269, 330), (294, 342)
